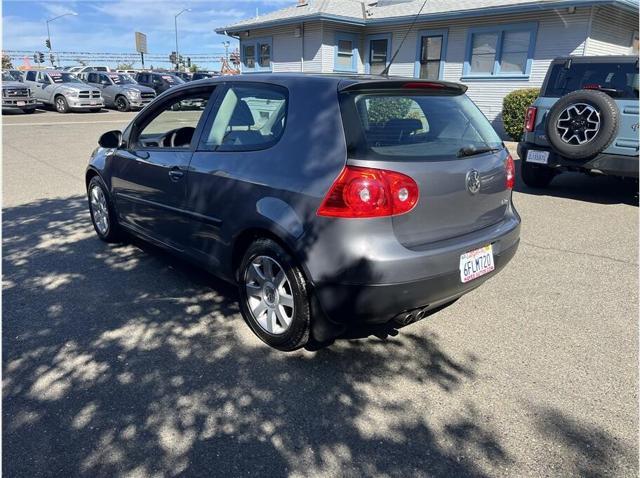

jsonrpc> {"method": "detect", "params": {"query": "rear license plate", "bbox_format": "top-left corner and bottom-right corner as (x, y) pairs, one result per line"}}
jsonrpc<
(527, 150), (549, 164)
(16, 101), (25, 107)
(459, 245), (495, 283)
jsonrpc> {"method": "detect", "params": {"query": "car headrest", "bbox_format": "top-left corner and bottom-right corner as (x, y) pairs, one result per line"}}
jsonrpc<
(229, 101), (255, 127)
(384, 118), (422, 132)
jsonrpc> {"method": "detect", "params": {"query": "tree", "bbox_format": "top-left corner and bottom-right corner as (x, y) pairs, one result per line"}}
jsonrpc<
(189, 63), (199, 73)
(117, 62), (135, 70)
(367, 97), (413, 124)
(2, 53), (13, 70)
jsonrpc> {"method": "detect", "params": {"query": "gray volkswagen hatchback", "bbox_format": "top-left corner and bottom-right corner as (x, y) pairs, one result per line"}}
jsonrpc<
(86, 74), (520, 351)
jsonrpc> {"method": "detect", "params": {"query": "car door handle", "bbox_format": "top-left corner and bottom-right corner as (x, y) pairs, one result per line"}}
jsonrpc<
(168, 167), (184, 181)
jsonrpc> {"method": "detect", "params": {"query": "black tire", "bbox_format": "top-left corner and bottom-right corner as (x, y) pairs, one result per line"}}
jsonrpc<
(545, 89), (619, 160)
(521, 160), (556, 188)
(22, 108), (35, 114)
(54, 95), (69, 114)
(238, 238), (310, 351)
(115, 96), (130, 112)
(87, 176), (122, 243)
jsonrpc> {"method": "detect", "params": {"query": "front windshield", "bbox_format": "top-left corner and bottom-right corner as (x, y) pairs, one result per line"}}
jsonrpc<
(109, 73), (137, 85)
(2, 71), (17, 81)
(50, 72), (83, 84)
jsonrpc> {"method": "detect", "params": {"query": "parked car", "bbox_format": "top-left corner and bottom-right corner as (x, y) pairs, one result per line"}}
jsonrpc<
(78, 71), (155, 111)
(85, 74), (520, 351)
(518, 56), (639, 187)
(23, 70), (103, 113)
(134, 71), (184, 95)
(174, 71), (192, 82)
(2, 70), (36, 113)
(75, 65), (111, 73)
(191, 72), (214, 81)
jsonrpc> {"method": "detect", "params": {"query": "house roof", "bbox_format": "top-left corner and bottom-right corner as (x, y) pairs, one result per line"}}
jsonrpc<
(215, 0), (638, 34)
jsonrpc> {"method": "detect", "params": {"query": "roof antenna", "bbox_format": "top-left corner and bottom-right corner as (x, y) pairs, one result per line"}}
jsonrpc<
(381, 0), (429, 77)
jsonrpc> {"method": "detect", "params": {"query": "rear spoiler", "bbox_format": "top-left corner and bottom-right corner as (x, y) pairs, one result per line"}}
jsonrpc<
(339, 79), (467, 95)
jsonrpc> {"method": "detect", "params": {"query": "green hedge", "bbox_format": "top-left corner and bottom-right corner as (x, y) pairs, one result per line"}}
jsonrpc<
(502, 88), (540, 141)
(367, 97), (413, 124)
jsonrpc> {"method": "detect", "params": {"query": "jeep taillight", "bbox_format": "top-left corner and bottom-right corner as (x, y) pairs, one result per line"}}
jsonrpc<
(505, 154), (515, 190)
(317, 166), (419, 218)
(524, 106), (537, 132)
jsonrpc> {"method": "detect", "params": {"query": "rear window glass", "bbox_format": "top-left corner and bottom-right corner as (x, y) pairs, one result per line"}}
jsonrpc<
(543, 61), (639, 98)
(341, 92), (502, 160)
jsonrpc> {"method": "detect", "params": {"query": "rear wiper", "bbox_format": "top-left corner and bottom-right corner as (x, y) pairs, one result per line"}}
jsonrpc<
(457, 145), (501, 158)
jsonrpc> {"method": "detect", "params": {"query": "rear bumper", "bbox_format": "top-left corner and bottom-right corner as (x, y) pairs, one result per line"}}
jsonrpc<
(310, 211), (521, 325)
(518, 143), (639, 179)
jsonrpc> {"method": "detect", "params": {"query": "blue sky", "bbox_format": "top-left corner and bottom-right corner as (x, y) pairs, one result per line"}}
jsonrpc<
(2, 0), (290, 70)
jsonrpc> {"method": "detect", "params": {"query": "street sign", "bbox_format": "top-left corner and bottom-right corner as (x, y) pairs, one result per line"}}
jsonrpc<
(135, 32), (148, 54)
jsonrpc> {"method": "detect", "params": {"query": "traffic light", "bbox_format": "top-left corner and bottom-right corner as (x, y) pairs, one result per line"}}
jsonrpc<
(169, 52), (177, 64)
(187, 57), (191, 68)
(45, 39), (51, 49)
(39, 52), (45, 63)
(33, 53), (38, 64)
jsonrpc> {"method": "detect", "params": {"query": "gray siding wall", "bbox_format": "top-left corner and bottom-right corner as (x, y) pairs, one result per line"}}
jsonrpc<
(585, 5), (638, 55)
(365, 7), (592, 134)
(239, 5), (635, 136)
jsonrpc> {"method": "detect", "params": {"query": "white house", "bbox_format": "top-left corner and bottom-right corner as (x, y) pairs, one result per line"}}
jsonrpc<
(216, 0), (639, 135)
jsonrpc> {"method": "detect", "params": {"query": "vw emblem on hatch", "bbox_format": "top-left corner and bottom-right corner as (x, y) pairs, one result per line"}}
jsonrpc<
(466, 170), (481, 195)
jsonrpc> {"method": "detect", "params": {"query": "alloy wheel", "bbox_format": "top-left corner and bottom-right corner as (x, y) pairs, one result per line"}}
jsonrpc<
(56, 97), (66, 112)
(556, 103), (601, 145)
(90, 185), (109, 235)
(243, 255), (295, 335)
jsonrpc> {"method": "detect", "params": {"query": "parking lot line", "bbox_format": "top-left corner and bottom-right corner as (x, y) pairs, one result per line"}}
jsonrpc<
(3, 120), (129, 127)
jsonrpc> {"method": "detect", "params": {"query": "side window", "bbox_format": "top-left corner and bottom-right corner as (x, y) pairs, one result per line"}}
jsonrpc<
(201, 84), (287, 152)
(138, 74), (147, 83)
(135, 90), (213, 149)
(26, 71), (36, 81)
(87, 73), (98, 83)
(37, 72), (50, 84)
(99, 74), (109, 84)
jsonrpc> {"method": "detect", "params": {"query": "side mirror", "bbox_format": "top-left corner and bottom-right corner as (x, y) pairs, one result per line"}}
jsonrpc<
(98, 130), (122, 149)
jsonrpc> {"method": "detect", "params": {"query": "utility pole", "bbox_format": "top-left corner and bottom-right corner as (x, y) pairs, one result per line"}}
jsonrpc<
(174, 8), (191, 71)
(46, 12), (77, 67)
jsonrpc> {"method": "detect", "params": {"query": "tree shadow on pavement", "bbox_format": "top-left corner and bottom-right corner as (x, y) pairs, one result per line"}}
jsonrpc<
(530, 405), (638, 477)
(4, 196), (511, 477)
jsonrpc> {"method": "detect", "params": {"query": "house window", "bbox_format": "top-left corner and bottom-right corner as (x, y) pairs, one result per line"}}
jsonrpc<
(464, 23), (537, 78)
(241, 37), (272, 73)
(415, 29), (448, 80)
(334, 32), (358, 72)
(366, 34), (392, 75)
(244, 45), (256, 69)
(259, 43), (271, 68)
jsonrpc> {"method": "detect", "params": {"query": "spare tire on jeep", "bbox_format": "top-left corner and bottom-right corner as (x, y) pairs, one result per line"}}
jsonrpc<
(545, 89), (619, 160)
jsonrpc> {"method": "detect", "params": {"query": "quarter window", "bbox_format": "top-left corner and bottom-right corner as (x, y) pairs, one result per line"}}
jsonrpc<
(464, 23), (537, 77)
(201, 84), (287, 152)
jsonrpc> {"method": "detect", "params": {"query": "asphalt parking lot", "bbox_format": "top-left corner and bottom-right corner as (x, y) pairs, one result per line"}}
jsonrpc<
(3, 110), (638, 477)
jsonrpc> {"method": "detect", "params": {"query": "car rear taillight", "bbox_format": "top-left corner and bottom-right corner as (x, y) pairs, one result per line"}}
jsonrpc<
(505, 154), (515, 190)
(524, 106), (537, 132)
(317, 166), (419, 218)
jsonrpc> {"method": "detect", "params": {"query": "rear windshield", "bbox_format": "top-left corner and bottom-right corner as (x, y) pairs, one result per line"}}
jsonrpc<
(340, 91), (502, 160)
(543, 61), (639, 98)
